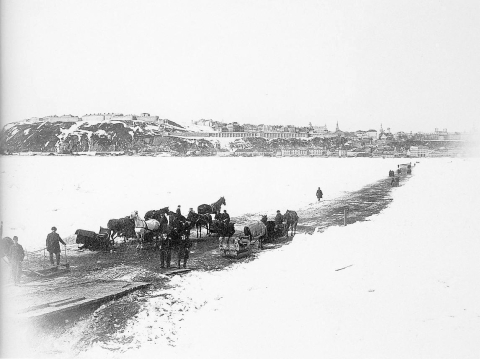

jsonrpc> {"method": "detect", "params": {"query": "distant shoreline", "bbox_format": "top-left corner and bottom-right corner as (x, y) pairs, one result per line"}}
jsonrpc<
(0, 152), (460, 159)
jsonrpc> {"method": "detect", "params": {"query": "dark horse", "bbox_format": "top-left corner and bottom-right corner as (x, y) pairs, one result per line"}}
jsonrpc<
(107, 216), (136, 242)
(284, 210), (299, 236)
(260, 215), (285, 241)
(145, 207), (169, 221)
(197, 197), (226, 215)
(188, 212), (212, 238)
(210, 220), (235, 240)
(161, 214), (193, 269)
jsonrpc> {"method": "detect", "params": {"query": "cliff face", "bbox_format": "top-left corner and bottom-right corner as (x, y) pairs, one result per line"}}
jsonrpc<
(0, 120), (199, 154)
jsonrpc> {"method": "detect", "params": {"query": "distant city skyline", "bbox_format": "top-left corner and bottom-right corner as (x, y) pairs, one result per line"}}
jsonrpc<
(1, 0), (479, 134)
(9, 112), (467, 135)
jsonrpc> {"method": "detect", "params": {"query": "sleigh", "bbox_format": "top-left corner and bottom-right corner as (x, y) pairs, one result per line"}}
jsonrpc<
(219, 236), (252, 259)
(75, 227), (113, 251)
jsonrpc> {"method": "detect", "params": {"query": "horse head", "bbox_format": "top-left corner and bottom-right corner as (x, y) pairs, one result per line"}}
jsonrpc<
(261, 215), (267, 224)
(220, 196), (226, 206)
(159, 206), (169, 214)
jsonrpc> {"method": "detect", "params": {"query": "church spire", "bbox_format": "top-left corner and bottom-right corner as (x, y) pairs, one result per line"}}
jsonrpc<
(336, 121), (340, 132)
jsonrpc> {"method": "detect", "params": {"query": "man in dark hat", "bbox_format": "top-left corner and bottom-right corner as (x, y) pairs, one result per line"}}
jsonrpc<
(222, 210), (230, 225)
(9, 236), (24, 285)
(176, 205), (182, 218)
(274, 210), (283, 229)
(46, 227), (66, 266)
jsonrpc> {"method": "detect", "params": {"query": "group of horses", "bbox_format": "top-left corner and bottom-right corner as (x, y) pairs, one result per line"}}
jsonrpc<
(243, 210), (299, 249)
(106, 197), (227, 268)
(104, 196), (299, 267)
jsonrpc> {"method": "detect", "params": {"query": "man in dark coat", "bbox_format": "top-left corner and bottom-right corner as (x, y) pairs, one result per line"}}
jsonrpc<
(9, 236), (24, 285)
(274, 210), (283, 230)
(316, 187), (323, 201)
(46, 226), (66, 266)
(222, 210), (230, 224)
(214, 210), (222, 221)
(186, 208), (196, 222)
(176, 205), (182, 218)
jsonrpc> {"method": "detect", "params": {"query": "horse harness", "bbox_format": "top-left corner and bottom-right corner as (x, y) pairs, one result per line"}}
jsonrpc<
(135, 218), (154, 232)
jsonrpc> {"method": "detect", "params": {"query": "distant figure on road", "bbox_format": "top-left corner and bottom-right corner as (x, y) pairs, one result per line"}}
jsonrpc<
(316, 187), (323, 202)
(46, 226), (66, 267)
(9, 236), (24, 285)
(391, 177), (395, 186)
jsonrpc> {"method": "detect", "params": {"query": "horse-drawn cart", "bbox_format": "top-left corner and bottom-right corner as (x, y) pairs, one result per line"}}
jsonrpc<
(75, 227), (113, 251)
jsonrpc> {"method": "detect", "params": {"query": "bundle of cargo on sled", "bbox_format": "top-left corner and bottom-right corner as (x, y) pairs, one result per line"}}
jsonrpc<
(75, 227), (113, 251)
(219, 236), (253, 259)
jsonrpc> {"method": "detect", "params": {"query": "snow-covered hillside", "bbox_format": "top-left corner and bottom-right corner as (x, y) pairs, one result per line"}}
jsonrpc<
(0, 119), (190, 153)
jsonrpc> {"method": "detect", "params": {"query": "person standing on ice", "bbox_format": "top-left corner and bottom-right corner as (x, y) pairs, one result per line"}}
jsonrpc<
(274, 210), (284, 230)
(9, 236), (24, 285)
(316, 187), (323, 202)
(46, 226), (66, 267)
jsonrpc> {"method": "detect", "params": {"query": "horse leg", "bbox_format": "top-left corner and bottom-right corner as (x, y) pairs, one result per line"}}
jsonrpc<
(135, 231), (141, 249)
(138, 230), (146, 250)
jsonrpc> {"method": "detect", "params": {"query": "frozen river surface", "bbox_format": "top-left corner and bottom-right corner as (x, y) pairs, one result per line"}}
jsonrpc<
(0, 156), (402, 250)
(2, 157), (480, 359)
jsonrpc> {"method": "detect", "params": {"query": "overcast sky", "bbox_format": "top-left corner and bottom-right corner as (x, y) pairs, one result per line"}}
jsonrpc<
(1, 0), (479, 132)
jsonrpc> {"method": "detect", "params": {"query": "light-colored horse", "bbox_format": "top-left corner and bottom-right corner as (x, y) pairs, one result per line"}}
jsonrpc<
(244, 221), (267, 249)
(130, 211), (161, 249)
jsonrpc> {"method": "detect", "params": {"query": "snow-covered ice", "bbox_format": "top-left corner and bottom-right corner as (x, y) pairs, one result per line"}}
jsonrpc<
(0, 156), (401, 250)
(85, 158), (480, 359)
(2, 157), (480, 359)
